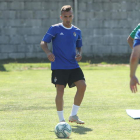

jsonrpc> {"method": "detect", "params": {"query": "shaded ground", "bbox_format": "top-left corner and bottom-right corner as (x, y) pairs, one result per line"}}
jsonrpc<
(0, 55), (130, 64)
(81, 55), (130, 64)
(0, 55), (131, 71)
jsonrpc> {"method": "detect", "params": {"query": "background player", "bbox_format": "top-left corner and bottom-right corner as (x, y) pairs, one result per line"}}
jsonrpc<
(129, 29), (140, 93)
(127, 23), (140, 49)
(40, 5), (86, 124)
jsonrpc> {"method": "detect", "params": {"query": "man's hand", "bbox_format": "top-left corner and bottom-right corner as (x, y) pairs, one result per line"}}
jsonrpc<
(130, 76), (140, 93)
(47, 52), (55, 62)
(75, 53), (82, 61)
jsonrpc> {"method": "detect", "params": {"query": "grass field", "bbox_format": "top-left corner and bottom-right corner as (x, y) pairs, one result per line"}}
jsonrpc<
(0, 62), (140, 140)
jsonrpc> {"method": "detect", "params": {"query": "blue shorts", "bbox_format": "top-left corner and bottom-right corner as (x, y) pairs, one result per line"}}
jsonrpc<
(133, 39), (140, 47)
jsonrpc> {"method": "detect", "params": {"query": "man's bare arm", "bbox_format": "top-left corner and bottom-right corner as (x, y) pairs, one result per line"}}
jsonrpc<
(40, 41), (55, 62)
(130, 46), (140, 92)
(127, 36), (134, 49)
(75, 47), (82, 61)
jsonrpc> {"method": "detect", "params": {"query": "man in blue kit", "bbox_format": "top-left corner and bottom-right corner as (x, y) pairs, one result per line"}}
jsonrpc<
(130, 29), (140, 93)
(40, 5), (86, 124)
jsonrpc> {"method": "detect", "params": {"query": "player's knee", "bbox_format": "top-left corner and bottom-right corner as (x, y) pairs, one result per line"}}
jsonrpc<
(56, 92), (64, 99)
(130, 55), (138, 63)
(83, 82), (86, 91)
(78, 82), (86, 91)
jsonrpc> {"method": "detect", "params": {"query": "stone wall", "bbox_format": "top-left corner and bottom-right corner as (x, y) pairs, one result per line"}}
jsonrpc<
(0, 0), (139, 59)
(79, 0), (139, 56)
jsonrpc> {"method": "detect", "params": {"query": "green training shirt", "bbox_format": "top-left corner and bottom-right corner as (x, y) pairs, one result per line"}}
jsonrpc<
(130, 24), (140, 39)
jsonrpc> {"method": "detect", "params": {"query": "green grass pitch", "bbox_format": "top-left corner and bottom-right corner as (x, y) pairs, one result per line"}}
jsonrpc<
(0, 63), (140, 140)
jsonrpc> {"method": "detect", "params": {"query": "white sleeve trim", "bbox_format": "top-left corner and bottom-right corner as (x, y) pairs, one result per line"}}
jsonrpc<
(47, 33), (55, 37)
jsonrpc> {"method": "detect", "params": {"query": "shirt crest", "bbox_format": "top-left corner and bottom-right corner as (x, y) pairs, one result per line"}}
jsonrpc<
(73, 32), (76, 37)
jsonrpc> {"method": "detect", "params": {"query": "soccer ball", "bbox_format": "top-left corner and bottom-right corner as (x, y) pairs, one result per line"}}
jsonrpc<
(55, 122), (72, 138)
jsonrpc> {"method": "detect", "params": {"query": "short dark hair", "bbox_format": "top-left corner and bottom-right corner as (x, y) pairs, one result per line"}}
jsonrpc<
(61, 5), (73, 14)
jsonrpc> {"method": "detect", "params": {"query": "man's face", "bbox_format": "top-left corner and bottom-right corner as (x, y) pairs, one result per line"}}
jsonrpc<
(60, 10), (73, 28)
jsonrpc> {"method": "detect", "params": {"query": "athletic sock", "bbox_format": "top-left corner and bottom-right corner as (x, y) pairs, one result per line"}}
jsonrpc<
(70, 104), (80, 116)
(57, 111), (65, 122)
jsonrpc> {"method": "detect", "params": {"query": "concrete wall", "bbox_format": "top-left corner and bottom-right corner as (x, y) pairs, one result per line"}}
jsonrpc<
(79, 0), (138, 56)
(0, 0), (139, 59)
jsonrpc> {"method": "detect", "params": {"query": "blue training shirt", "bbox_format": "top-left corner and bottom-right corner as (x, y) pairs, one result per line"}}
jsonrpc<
(42, 23), (83, 70)
(134, 29), (140, 47)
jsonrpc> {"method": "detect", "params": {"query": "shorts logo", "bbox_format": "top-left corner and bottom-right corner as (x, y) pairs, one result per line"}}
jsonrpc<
(54, 77), (57, 82)
(73, 32), (76, 37)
